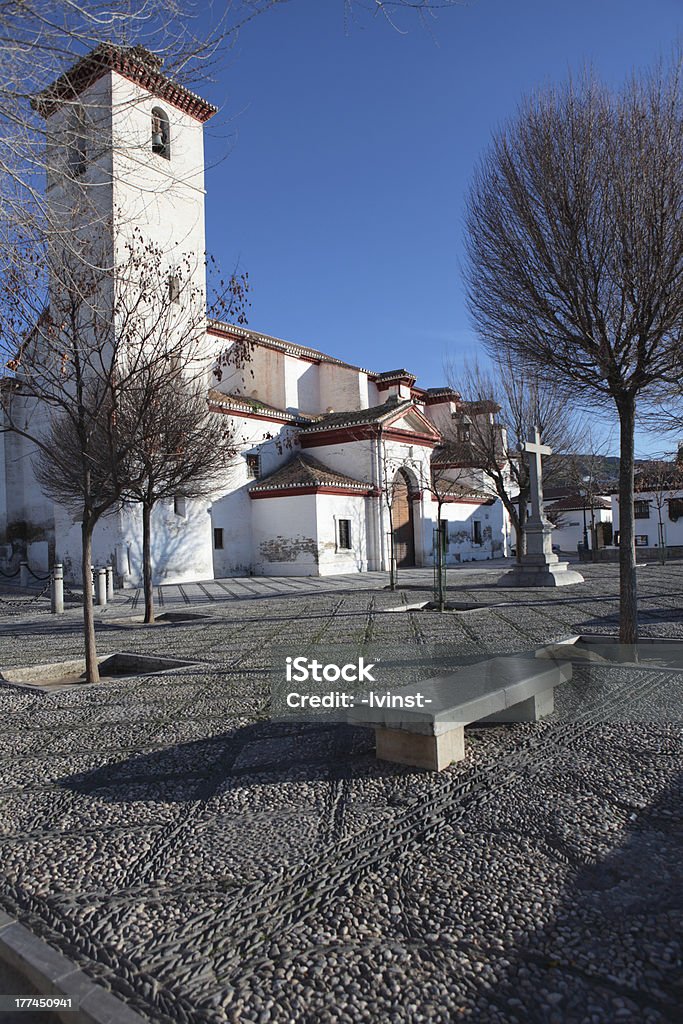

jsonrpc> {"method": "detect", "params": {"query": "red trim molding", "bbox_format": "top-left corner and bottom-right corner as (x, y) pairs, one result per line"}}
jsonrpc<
(250, 485), (379, 499)
(431, 495), (495, 505)
(300, 425), (439, 448)
(209, 402), (298, 425)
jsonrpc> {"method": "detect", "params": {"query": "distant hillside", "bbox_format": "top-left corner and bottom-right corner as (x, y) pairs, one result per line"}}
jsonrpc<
(547, 454), (621, 490)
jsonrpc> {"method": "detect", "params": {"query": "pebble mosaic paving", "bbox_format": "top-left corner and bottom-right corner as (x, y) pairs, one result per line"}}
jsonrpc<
(0, 564), (681, 1022)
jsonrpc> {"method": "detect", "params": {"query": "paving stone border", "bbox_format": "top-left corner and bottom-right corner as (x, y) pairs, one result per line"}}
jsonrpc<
(0, 910), (146, 1024)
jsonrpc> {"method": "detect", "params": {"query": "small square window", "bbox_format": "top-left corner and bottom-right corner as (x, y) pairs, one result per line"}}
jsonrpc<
(338, 519), (351, 550)
(634, 500), (650, 519)
(173, 495), (186, 517)
(214, 527), (224, 550)
(669, 498), (683, 522)
(246, 454), (261, 479)
(635, 535), (649, 547)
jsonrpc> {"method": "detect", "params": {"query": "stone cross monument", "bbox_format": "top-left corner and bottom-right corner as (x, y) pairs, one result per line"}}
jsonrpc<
(525, 427), (552, 528)
(498, 426), (584, 588)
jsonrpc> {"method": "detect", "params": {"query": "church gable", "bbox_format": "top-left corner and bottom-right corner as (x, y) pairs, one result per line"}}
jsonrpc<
(299, 397), (441, 449)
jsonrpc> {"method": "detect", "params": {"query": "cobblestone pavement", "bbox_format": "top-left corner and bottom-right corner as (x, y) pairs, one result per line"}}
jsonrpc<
(0, 563), (681, 1023)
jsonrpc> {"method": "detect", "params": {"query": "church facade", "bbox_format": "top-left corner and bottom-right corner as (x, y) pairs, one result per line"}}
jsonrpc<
(0, 46), (514, 585)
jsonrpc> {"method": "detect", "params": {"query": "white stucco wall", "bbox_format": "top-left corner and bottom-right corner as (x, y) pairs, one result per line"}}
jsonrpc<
(426, 498), (507, 563)
(251, 495), (319, 576)
(549, 506), (612, 552)
(315, 492), (369, 575)
(56, 496), (214, 587)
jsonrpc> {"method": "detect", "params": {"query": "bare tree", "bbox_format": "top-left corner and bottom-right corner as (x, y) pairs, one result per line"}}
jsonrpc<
(116, 370), (239, 624)
(448, 356), (585, 563)
(1, 220), (242, 680)
(464, 61), (683, 643)
(566, 429), (614, 559)
(422, 455), (473, 611)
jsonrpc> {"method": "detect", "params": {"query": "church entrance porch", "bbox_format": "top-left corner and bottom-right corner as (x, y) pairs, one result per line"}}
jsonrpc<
(392, 469), (416, 567)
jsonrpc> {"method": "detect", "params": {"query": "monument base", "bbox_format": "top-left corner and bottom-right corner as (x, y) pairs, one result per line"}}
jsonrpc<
(497, 560), (584, 588)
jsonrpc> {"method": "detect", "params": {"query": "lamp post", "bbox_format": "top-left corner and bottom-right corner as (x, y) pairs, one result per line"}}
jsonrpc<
(582, 502), (589, 550)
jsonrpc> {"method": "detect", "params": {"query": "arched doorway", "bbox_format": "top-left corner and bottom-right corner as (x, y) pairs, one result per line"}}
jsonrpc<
(392, 469), (416, 567)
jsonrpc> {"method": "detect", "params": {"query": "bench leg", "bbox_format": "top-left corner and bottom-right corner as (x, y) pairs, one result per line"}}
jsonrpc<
(375, 725), (465, 771)
(480, 688), (554, 724)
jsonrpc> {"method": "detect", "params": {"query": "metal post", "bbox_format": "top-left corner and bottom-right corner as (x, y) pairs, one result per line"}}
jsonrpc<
(582, 505), (589, 549)
(95, 567), (107, 606)
(91, 565), (96, 597)
(19, 561), (28, 588)
(51, 563), (64, 614)
(106, 565), (114, 601)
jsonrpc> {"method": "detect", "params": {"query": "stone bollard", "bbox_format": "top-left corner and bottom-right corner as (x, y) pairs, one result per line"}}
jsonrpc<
(95, 567), (107, 606)
(20, 561), (29, 588)
(51, 563), (64, 614)
(106, 565), (114, 601)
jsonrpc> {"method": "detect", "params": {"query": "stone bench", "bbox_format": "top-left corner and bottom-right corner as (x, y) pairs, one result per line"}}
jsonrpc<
(349, 655), (572, 771)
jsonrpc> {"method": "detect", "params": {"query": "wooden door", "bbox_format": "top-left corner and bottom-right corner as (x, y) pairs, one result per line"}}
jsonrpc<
(392, 470), (415, 567)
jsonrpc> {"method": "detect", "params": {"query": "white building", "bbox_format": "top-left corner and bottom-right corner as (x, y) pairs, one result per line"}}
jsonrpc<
(0, 46), (513, 584)
(611, 490), (683, 552)
(545, 495), (613, 553)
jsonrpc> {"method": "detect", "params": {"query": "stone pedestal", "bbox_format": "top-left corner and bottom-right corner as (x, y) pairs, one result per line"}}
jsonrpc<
(498, 558), (584, 587)
(499, 516), (584, 588)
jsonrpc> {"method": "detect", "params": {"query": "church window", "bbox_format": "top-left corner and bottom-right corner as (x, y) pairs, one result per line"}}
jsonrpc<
(68, 106), (87, 177)
(173, 495), (187, 517)
(151, 107), (171, 159)
(634, 500), (650, 519)
(246, 454), (261, 479)
(168, 275), (181, 304)
(214, 527), (224, 549)
(337, 519), (352, 550)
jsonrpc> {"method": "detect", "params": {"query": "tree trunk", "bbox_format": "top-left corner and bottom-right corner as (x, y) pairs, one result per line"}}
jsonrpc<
(142, 500), (155, 624)
(437, 507), (445, 612)
(516, 501), (527, 564)
(81, 520), (100, 684)
(617, 396), (638, 646)
(658, 509), (666, 564)
(387, 505), (396, 590)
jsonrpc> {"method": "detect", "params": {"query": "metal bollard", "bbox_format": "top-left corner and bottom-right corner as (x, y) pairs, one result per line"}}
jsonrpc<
(106, 565), (114, 601)
(20, 561), (28, 588)
(91, 565), (96, 597)
(51, 563), (64, 614)
(95, 567), (107, 606)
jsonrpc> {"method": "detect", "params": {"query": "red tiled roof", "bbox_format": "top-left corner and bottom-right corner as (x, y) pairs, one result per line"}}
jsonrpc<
(33, 44), (217, 122)
(546, 494), (611, 512)
(249, 454), (373, 494)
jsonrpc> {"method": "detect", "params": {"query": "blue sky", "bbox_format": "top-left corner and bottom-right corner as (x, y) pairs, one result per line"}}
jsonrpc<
(198, 0), (683, 457)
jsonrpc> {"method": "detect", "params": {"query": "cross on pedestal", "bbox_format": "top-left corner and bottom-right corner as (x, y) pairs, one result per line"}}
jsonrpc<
(497, 425), (583, 587)
(524, 426), (552, 523)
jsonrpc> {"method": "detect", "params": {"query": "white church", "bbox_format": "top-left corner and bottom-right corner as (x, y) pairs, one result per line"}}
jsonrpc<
(0, 45), (514, 585)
